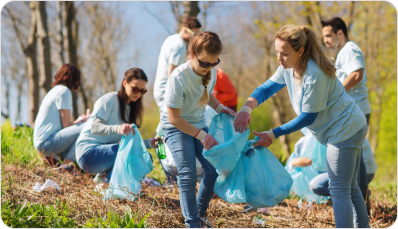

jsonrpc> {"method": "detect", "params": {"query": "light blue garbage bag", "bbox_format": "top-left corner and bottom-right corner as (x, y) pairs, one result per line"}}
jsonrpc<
(300, 128), (328, 172)
(203, 113), (293, 208)
(104, 125), (153, 201)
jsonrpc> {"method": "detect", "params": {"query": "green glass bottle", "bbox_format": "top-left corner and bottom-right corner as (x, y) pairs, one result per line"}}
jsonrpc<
(157, 138), (166, 159)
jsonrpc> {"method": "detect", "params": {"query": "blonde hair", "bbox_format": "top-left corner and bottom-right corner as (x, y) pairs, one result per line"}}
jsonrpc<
(275, 25), (336, 83)
(188, 31), (223, 109)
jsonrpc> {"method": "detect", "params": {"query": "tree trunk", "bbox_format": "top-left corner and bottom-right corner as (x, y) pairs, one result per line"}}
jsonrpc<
(36, 1), (52, 95)
(57, 1), (65, 64)
(63, 1), (79, 119)
(27, 2), (40, 125)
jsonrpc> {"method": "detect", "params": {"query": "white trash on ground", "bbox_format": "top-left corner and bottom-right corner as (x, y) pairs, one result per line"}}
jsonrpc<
(253, 214), (266, 226)
(32, 179), (61, 192)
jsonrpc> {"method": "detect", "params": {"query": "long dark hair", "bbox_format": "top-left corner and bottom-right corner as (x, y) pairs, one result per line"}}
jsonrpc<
(117, 68), (148, 127)
(52, 64), (81, 91)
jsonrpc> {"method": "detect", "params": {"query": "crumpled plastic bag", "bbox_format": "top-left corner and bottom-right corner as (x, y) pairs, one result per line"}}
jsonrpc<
(32, 179), (61, 192)
(104, 125), (153, 201)
(203, 113), (293, 208)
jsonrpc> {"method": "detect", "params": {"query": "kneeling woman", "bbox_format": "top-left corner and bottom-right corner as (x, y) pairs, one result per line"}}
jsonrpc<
(76, 68), (157, 182)
(34, 64), (88, 165)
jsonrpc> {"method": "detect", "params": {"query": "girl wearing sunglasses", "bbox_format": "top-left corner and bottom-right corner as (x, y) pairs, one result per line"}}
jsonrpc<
(76, 68), (159, 185)
(160, 31), (235, 228)
(234, 25), (369, 228)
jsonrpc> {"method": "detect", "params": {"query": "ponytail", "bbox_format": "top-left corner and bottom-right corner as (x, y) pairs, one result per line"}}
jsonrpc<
(276, 25), (336, 83)
(196, 71), (212, 110)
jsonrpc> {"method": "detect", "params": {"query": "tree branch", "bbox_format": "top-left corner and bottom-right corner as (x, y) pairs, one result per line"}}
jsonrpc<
(141, 2), (173, 35)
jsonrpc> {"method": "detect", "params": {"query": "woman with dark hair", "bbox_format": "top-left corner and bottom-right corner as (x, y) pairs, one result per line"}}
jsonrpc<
(34, 64), (89, 165)
(75, 68), (159, 184)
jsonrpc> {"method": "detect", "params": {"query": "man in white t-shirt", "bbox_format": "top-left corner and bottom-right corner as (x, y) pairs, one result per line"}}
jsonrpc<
(321, 17), (373, 213)
(322, 17), (371, 122)
(153, 17), (202, 109)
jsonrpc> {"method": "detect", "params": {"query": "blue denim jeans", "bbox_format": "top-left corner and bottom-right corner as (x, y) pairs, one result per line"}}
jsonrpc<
(163, 127), (218, 228)
(326, 125), (369, 228)
(78, 143), (154, 182)
(37, 123), (85, 162)
(78, 143), (119, 181)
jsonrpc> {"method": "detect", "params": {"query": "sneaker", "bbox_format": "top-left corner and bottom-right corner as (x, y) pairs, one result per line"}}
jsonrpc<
(200, 216), (213, 228)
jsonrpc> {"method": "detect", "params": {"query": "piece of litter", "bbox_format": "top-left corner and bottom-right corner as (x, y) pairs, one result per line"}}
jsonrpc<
(32, 179), (61, 192)
(253, 214), (266, 226)
(33, 182), (42, 192)
(41, 179), (61, 191)
(298, 199), (303, 208)
(141, 177), (161, 187)
(257, 207), (270, 213)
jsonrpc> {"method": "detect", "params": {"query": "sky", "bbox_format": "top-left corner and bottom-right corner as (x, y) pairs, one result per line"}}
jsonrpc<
(1, 1), (247, 125)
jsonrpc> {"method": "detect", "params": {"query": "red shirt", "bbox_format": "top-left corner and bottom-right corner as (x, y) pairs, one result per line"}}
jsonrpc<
(214, 68), (238, 107)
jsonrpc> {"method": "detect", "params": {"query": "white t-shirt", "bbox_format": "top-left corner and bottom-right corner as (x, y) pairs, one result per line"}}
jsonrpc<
(33, 85), (73, 149)
(269, 58), (367, 145)
(76, 92), (129, 162)
(335, 41), (371, 115)
(160, 60), (217, 130)
(153, 34), (187, 108)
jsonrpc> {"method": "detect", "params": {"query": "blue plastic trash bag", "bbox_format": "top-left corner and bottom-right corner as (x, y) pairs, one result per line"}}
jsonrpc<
(300, 128), (328, 172)
(203, 113), (293, 208)
(285, 137), (330, 203)
(104, 125), (153, 201)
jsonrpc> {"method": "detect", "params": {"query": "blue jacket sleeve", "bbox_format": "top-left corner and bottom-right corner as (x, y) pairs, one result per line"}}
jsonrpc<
(273, 112), (318, 139)
(250, 80), (286, 105)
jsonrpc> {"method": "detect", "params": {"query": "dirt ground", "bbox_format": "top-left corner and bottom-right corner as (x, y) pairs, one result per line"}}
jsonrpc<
(1, 165), (396, 228)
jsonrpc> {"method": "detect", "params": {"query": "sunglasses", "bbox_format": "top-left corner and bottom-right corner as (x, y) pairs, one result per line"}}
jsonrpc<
(129, 85), (147, 95)
(198, 58), (221, 68)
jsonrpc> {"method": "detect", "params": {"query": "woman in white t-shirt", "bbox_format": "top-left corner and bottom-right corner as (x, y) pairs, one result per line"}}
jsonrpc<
(34, 64), (88, 166)
(234, 25), (369, 228)
(75, 68), (158, 183)
(161, 32), (235, 228)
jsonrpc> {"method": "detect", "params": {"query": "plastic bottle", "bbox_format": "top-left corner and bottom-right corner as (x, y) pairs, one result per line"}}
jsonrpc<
(157, 138), (166, 159)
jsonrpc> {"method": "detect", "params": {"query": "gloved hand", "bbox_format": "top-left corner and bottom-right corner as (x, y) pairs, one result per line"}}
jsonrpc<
(149, 135), (164, 148)
(118, 124), (135, 136)
(233, 105), (252, 133)
(252, 130), (275, 148)
(215, 103), (236, 117)
(195, 129), (219, 150)
(202, 134), (219, 150)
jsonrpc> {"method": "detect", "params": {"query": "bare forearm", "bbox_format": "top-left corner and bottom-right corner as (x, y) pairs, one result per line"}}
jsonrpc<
(342, 69), (363, 92)
(208, 94), (220, 110)
(169, 116), (201, 137)
(244, 97), (259, 110)
(291, 157), (312, 167)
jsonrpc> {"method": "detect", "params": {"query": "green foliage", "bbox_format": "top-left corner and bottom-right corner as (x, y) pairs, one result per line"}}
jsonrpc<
(83, 207), (151, 228)
(1, 199), (75, 228)
(374, 81), (397, 182)
(1, 120), (42, 169)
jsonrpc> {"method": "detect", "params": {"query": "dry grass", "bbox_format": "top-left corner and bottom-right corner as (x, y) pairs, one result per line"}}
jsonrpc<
(1, 164), (396, 228)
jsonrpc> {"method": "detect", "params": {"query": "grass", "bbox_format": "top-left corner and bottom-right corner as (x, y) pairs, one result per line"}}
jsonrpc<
(1, 120), (397, 228)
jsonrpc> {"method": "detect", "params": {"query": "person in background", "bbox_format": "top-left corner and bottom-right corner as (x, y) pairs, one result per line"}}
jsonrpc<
(213, 68), (238, 112)
(75, 68), (159, 187)
(153, 17), (202, 110)
(322, 17), (373, 209)
(33, 64), (89, 168)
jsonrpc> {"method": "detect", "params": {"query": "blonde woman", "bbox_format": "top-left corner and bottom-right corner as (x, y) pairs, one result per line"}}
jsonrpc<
(234, 25), (369, 228)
